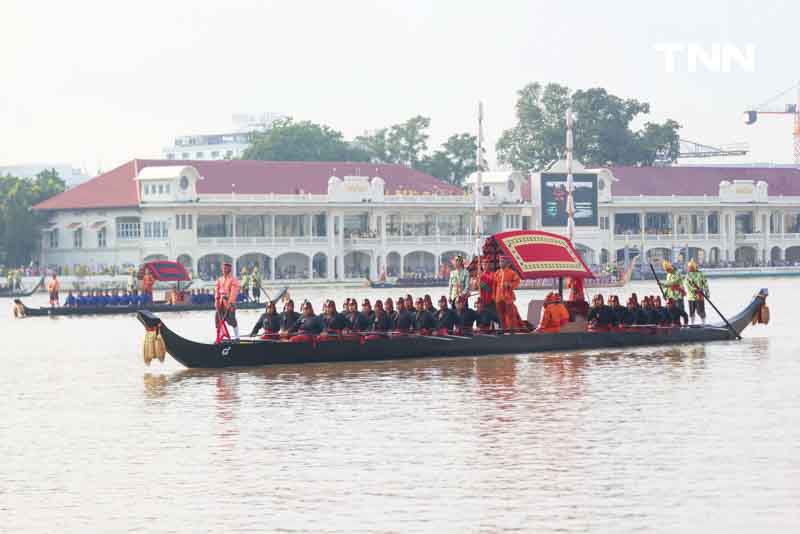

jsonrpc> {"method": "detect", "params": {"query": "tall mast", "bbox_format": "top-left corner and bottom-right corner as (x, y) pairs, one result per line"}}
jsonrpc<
(475, 101), (484, 252)
(565, 107), (575, 242)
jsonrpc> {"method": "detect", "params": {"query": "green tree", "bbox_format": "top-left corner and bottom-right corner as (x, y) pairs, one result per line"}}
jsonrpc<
(496, 82), (681, 170)
(356, 115), (432, 166)
(242, 118), (370, 162)
(419, 133), (480, 185)
(0, 169), (66, 266)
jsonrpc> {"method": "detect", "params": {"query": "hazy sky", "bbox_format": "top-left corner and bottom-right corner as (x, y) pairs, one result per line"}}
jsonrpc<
(1, 0), (797, 174)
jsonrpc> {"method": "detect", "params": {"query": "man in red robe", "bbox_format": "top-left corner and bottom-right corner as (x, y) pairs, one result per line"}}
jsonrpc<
(493, 256), (521, 329)
(478, 257), (496, 314)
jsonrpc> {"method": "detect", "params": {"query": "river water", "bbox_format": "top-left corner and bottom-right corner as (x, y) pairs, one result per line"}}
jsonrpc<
(1, 278), (797, 532)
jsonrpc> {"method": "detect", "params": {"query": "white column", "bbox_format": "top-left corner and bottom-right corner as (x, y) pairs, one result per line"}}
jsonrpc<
(336, 213), (345, 280)
(269, 256), (275, 280)
(308, 254), (314, 279)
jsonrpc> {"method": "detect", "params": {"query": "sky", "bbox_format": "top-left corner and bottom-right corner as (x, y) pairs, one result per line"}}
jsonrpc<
(1, 0), (798, 175)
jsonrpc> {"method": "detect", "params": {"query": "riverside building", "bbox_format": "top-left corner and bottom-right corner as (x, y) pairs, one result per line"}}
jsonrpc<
(33, 159), (800, 280)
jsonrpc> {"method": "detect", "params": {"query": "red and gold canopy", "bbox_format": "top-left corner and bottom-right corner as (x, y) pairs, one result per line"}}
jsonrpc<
(483, 230), (594, 280)
(138, 260), (190, 282)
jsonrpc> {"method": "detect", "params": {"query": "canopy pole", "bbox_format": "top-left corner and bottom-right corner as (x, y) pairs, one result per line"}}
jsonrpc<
(565, 108), (575, 243)
(558, 277), (564, 299)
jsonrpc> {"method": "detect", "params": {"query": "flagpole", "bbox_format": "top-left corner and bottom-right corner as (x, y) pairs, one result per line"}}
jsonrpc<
(475, 101), (484, 257)
(565, 108), (575, 243)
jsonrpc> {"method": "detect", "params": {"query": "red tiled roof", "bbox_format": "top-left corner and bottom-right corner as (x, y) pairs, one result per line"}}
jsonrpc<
(34, 159), (464, 211)
(34, 160), (139, 210)
(608, 166), (800, 196)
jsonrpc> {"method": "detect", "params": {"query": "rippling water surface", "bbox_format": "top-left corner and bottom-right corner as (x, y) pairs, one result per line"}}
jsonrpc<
(1, 278), (798, 532)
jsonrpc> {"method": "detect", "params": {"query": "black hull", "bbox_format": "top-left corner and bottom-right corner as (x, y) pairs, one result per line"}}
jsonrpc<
(0, 277), (44, 298)
(15, 287), (286, 317)
(137, 289), (768, 369)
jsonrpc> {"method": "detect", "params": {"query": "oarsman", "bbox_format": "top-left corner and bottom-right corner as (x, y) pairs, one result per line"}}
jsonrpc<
(587, 294), (616, 331)
(434, 295), (457, 334)
(608, 295), (626, 326)
(47, 272), (60, 307)
(371, 300), (393, 333)
(345, 299), (370, 332)
(448, 255), (470, 307)
(423, 294), (435, 314)
(250, 301), (281, 338)
(653, 295), (669, 325)
(622, 297), (648, 326)
(361, 299), (375, 324)
(684, 259), (709, 325)
(474, 298), (501, 332)
(278, 299), (300, 336)
(251, 265), (262, 303)
(452, 296), (478, 335)
(64, 290), (77, 308)
(290, 301), (323, 342)
(493, 256), (521, 329)
(413, 297), (436, 334)
(394, 298), (413, 334)
(665, 297), (689, 326)
(384, 298), (397, 328)
(662, 260), (686, 312)
(319, 300), (348, 337)
(214, 261), (241, 340)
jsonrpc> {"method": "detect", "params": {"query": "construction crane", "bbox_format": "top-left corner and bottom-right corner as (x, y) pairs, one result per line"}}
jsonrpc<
(743, 81), (800, 164)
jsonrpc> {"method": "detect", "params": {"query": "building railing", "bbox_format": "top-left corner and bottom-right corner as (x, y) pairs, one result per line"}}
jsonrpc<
(196, 234), (476, 248)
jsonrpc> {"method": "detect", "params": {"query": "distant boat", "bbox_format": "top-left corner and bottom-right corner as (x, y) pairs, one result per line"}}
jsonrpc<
(519, 256), (639, 290)
(0, 276), (44, 298)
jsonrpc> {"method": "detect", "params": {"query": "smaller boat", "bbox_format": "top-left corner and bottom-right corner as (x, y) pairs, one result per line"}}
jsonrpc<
(0, 276), (44, 298)
(14, 297), (275, 317)
(13, 259), (288, 318)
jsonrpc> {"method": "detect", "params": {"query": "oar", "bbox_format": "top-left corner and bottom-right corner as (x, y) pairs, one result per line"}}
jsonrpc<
(649, 263), (667, 299)
(701, 291), (741, 340)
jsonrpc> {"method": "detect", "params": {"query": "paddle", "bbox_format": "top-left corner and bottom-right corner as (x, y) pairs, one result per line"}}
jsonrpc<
(701, 291), (741, 340)
(649, 263), (667, 299)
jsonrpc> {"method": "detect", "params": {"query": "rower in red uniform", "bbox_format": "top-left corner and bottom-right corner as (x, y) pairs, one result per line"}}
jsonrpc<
(214, 261), (241, 340)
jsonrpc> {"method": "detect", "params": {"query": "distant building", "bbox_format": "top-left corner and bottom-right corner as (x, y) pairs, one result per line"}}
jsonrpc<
(162, 113), (287, 161)
(0, 163), (90, 187)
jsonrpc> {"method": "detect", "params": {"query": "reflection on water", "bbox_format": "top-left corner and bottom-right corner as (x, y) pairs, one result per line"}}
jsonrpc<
(3, 280), (796, 533)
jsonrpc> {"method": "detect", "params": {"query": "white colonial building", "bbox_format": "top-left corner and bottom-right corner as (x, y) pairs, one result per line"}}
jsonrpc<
(34, 159), (800, 281)
(34, 159), (530, 281)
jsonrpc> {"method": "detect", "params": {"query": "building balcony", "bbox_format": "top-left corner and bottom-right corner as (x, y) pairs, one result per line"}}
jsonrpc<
(197, 236), (329, 247)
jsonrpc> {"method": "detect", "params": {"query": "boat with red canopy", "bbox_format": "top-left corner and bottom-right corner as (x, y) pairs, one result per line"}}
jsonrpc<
(14, 260), (286, 317)
(135, 231), (769, 369)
